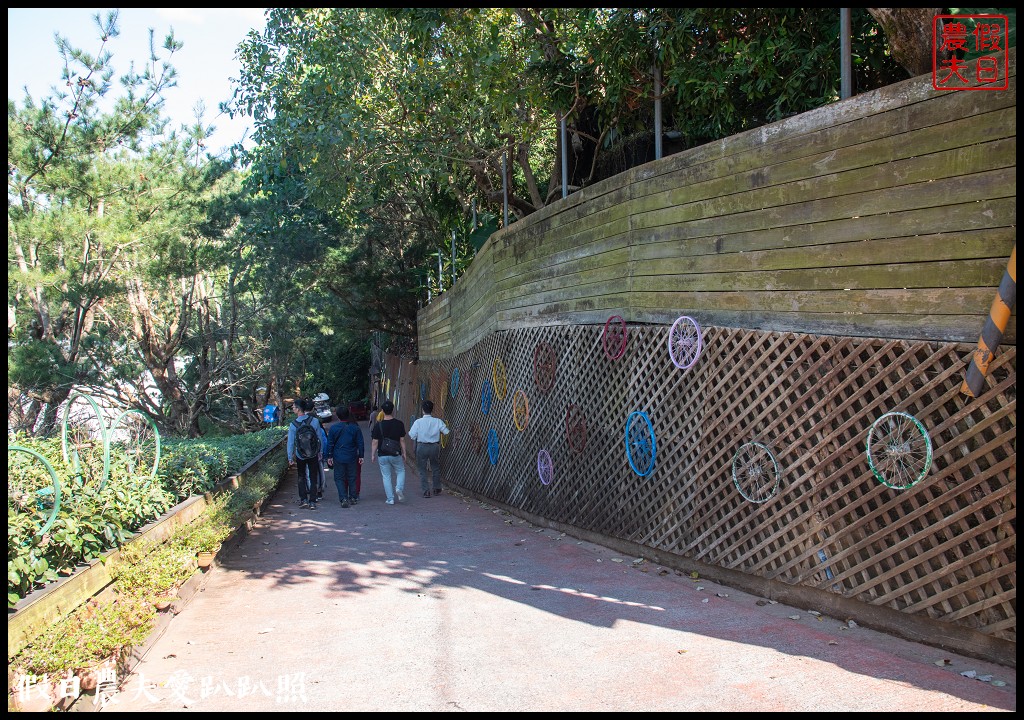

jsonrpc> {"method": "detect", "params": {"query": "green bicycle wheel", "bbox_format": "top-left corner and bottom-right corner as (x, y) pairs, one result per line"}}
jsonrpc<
(866, 411), (933, 490)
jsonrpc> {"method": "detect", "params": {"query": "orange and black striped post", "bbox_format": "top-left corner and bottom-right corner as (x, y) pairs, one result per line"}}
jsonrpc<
(962, 244), (1016, 398)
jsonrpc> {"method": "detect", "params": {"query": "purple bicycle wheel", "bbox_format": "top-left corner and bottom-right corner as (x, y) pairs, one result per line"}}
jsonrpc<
(668, 315), (703, 370)
(537, 449), (554, 485)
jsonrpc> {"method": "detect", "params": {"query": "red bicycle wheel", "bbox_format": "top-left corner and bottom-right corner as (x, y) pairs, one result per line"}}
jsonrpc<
(602, 315), (628, 360)
(534, 341), (557, 393)
(565, 404), (587, 454)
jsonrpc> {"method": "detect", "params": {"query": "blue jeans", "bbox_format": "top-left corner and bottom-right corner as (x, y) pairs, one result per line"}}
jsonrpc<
(416, 443), (442, 493)
(334, 462), (358, 502)
(378, 455), (405, 502)
(296, 458), (318, 503)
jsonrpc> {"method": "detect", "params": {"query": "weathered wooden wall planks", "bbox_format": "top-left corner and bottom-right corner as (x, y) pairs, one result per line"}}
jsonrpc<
(418, 51), (1016, 360)
(405, 52), (1016, 665)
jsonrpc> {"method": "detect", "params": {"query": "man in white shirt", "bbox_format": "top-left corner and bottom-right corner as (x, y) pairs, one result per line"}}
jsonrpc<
(408, 400), (450, 498)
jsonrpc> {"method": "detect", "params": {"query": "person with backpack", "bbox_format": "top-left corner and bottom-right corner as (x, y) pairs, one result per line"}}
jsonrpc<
(325, 405), (364, 508)
(370, 400), (407, 505)
(287, 397), (328, 510)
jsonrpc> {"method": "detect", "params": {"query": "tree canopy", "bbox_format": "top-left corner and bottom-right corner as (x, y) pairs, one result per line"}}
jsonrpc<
(8, 11), (369, 438)
(229, 8), (909, 333)
(15, 8), (998, 438)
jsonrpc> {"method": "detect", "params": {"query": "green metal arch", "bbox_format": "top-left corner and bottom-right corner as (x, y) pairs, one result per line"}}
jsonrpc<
(108, 408), (162, 482)
(61, 391), (111, 489)
(8, 445), (63, 537)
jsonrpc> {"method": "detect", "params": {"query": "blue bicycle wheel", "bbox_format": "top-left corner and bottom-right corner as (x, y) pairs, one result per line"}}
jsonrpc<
(487, 428), (500, 465)
(481, 378), (493, 415)
(450, 367), (461, 398)
(625, 411), (656, 477)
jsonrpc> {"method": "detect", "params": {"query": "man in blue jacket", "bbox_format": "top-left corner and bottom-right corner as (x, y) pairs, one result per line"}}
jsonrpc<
(326, 405), (365, 507)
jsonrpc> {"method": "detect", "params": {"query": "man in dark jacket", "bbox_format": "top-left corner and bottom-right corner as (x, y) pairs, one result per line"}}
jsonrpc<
(326, 406), (365, 507)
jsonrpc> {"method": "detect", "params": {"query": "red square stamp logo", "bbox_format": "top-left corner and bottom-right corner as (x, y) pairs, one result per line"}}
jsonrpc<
(933, 14), (1009, 90)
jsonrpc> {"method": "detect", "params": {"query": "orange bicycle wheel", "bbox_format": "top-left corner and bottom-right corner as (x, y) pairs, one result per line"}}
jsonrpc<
(513, 389), (529, 431)
(492, 357), (508, 400)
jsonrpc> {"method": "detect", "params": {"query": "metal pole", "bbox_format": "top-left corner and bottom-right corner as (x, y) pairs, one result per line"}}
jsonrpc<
(437, 251), (443, 293)
(654, 66), (663, 160)
(471, 197), (477, 229)
(501, 152), (509, 228)
(962, 244), (1016, 397)
(840, 8), (852, 99)
(451, 230), (457, 287)
(560, 110), (568, 198)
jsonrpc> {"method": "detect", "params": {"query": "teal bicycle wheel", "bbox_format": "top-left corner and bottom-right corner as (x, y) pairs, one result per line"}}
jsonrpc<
(866, 411), (933, 489)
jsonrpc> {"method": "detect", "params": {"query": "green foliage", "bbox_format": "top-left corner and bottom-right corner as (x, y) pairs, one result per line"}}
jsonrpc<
(948, 8), (1017, 61)
(8, 13), (299, 439)
(112, 537), (195, 602)
(10, 446), (288, 682)
(12, 598), (155, 676)
(229, 7), (913, 330)
(7, 427), (286, 606)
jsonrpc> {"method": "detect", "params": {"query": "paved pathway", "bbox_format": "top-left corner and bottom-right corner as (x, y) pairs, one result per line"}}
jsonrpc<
(110, 426), (1015, 712)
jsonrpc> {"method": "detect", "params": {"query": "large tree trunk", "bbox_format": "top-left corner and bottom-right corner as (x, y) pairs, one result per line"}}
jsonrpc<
(868, 8), (949, 77)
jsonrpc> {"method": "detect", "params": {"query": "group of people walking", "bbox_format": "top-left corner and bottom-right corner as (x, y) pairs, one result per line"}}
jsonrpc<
(287, 397), (450, 508)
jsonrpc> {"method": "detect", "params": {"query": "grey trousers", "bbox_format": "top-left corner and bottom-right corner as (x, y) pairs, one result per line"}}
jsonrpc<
(416, 442), (441, 492)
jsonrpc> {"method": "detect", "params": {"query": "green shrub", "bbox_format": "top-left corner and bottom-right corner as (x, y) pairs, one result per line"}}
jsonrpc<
(13, 597), (156, 676)
(8, 427), (286, 606)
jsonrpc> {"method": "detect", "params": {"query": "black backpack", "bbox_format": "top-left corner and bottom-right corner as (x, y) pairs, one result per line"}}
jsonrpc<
(293, 417), (321, 460)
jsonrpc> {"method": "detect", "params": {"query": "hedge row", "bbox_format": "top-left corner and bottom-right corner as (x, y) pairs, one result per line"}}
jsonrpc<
(7, 427), (287, 606)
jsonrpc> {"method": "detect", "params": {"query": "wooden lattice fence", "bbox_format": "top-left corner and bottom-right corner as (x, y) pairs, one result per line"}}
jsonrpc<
(384, 322), (1015, 659)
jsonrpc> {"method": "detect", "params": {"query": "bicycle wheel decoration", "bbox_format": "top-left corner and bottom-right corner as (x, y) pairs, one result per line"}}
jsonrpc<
(8, 446), (63, 537)
(481, 378), (494, 415)
(732, 441), (781, 503)
(450, 367), (461, 398)
(533, 341), (557, 393)
(420, 379), (429, 402)
(108, 409), (162, 480)
(537, 449), (554, 486)
(866, 411), (933, 490)
(625, 410), (657, 477)
(668, 315), (703, 370)
(512, 389), (530, 431)
(487, 428), (500, 465)
(603, 315), (628, 360)
(565, 404), (588, 454)
(61, 392), (110, 488)
(440, 426), (453, 449)
(492, 357), (508, 400)
(471, 425), (484, 455)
